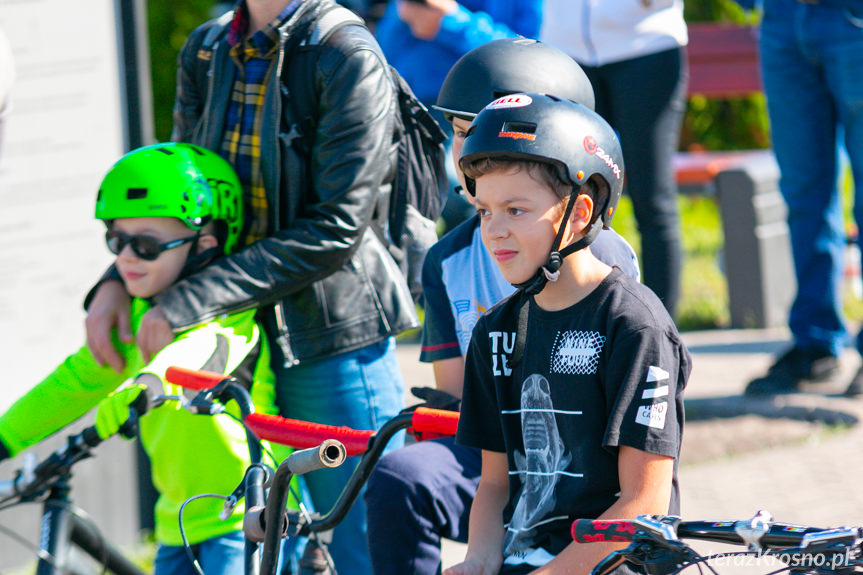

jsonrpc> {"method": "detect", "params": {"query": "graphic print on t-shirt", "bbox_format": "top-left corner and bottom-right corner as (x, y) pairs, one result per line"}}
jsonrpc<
(636, 365), (670, 429)
(550, 330), (606, 375)
(504, 374), (578, 555)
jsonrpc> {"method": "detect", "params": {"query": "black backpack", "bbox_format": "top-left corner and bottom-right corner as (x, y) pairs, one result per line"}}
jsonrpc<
(199, 2), (449, 301)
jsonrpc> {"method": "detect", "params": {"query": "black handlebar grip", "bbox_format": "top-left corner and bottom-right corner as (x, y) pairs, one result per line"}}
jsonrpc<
(81, 426), (103, 448)
(572, 519), (639, 543)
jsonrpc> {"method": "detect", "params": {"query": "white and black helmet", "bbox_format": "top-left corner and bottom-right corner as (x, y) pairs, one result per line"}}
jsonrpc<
(434, 38), (595, 121)
(459, 92), (624, 234)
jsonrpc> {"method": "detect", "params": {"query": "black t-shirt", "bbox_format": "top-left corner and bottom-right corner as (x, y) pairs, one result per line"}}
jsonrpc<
(457, 267), (691, 563)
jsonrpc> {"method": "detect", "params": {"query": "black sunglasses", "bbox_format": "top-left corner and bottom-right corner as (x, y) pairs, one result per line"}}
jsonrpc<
(105, 230), (198, 261)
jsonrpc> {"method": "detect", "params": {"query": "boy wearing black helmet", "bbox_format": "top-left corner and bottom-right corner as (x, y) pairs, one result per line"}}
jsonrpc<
(365, 38), (641, 575)
(446, 95), (689, 575)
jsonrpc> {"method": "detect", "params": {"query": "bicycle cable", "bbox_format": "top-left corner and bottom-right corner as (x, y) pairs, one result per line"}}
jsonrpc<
(179, 493), (226, 575)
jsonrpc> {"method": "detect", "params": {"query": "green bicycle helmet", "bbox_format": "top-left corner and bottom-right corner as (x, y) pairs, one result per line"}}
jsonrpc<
(95, 143), (244, 254)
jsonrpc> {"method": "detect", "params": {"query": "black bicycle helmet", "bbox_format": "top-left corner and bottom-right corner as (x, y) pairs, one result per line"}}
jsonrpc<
(460, 93), (623, 233)
(459, 93), (625, 366)
(434, 38), (596, 122)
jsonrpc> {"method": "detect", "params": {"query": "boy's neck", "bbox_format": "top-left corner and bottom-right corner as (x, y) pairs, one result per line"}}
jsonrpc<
(532, 248), (612, 312)
(245, 0), (296, 36)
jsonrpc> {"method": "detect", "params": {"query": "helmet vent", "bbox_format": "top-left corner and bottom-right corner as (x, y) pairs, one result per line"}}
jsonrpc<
(500, 121), (536, 134)
(127, 187), (148, 200)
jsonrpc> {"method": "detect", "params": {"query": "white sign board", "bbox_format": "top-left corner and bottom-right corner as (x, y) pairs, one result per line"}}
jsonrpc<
(0, 0), (127, 409)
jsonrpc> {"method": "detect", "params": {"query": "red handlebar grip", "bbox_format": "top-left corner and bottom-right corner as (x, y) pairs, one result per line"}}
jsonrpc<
(571, 519), (638, 543)
(165, 366), (228, 391)
(410, 407), (459, 436)
(245, 413), (374, 456)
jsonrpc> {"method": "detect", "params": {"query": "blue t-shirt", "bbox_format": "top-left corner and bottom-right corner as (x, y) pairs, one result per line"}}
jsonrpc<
(375, 0), (542, 105)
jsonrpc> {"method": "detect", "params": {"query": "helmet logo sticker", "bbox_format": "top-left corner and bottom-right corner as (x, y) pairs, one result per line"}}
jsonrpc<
(486, 94), (533, 110)
(583, 136), (622, 180)
(499, 120), (537, 142)
(498, 130), (536, 141)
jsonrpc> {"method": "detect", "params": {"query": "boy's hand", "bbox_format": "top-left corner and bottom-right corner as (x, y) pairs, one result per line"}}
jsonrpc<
(398, 0), (458, 40)
(137, 307), (174, 364)
(95, 384), (148, 440)
(86, 280), (132, 373)
(442, 558), (492, 575)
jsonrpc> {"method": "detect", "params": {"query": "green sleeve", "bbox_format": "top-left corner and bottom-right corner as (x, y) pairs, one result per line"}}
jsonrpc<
(0, 344), (136, 456)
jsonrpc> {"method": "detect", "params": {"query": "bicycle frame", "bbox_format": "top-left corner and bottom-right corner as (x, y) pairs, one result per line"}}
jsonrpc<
(35, 475), (145, 575)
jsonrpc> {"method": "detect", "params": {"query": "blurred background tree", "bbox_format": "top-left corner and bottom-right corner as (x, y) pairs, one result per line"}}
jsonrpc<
(148, 0), (218, 142)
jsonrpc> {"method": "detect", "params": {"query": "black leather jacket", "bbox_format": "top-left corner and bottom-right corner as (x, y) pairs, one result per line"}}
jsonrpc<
(161, 0), (418, 366)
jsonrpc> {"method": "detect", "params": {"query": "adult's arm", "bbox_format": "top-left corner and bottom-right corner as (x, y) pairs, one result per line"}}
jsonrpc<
(531, 447), (674, 575)
(433, 0), (541, 55)
(160, 25), (397, 331)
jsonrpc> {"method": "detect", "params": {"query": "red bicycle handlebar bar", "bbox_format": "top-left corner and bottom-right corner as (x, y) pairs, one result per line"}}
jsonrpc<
(246, 413), (375, 456)
(245, 407), (460, 456)
(165, 366), (228, 390)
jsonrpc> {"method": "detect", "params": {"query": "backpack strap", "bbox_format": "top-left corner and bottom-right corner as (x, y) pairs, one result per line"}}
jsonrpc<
(287, 4), (369, 156)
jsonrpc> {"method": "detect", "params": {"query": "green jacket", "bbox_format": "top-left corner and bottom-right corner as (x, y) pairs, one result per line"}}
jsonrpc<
(0, 298), (278, 546)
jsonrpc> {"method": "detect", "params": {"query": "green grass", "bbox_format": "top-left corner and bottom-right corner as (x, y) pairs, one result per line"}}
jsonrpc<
(612, 158), (862, 332)
(611, 194), (730, 331)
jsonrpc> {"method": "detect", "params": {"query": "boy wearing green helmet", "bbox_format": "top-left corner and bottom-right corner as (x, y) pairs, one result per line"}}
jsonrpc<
(0, 143), (279, 575)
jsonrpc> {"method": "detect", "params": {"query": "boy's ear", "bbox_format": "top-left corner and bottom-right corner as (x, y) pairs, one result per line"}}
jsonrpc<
(568, 193), (594, 238)
(196, 232), (219, 254)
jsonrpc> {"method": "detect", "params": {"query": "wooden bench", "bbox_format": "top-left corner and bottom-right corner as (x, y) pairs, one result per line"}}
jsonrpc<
(674, 22), (765, 194)
(674, 23), (795, 330)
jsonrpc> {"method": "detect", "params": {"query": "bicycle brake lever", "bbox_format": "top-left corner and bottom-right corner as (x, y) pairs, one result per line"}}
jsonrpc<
(591, 548), (628, 575)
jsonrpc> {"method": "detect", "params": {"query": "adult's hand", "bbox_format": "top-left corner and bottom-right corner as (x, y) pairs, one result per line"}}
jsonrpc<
(137, 306), (174, 364)
(398, 0), (458, 41)
(86, 280), (132, 373)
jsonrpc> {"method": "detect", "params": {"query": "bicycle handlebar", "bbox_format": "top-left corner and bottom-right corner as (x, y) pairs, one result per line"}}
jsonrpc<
(573, 513), (863, 575)
(0, 424), (105, 500)
(244, 407), (459, 456)
(164, 366), (226, 391)
(572, 516), (837, 548)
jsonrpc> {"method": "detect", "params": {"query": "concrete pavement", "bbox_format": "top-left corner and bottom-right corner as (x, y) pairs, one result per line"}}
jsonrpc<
(392, 328), (863, 571)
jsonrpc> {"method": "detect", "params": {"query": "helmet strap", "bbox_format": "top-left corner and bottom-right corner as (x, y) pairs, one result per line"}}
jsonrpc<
(177, 231), (219, 281)
(508, 189), (602, 368)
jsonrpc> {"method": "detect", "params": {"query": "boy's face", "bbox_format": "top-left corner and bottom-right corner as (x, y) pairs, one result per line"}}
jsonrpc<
(474, 167), (564, 285)
(450, 116), (473, 204)
(110, 217), (198, 299)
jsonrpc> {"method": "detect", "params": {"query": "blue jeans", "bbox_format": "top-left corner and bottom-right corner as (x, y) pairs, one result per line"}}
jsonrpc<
(153, 532), (245, 575)
(365, 436), (481, 575)
(272, 337), (405, 575)
(760, 0), (863, 356)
